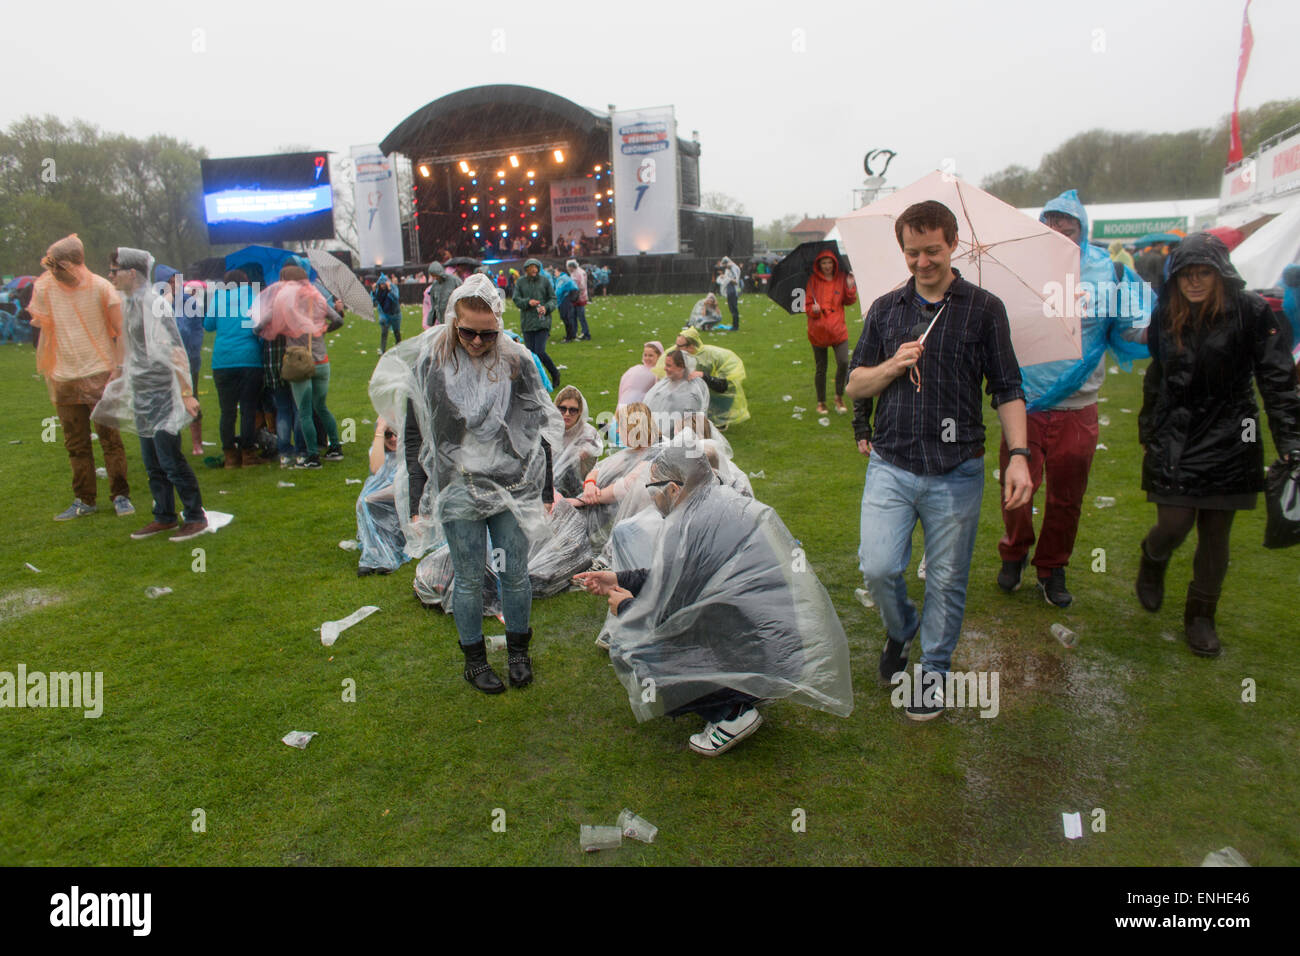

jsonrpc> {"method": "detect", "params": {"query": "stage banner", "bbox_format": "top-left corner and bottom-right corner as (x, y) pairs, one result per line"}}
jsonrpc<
(611, 107), (679, 255)
(550, 179), (599, 250)
(351, 145), (404, 268)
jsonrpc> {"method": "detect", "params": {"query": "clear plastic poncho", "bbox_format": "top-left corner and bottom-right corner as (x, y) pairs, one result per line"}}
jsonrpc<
(606, 447), (854, 722)
(688, 294), (722, 330)
(91, 248), (194, 438)
(553, 386), (604, 498)
(368, 274), (565, 560)
(356, 451), (409, 573)
(643, 358), (710, 434)
(575, 442), (662, 554)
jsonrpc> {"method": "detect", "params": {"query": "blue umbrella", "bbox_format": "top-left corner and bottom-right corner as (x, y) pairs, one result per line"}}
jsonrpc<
(1135, 232), (1182, 249)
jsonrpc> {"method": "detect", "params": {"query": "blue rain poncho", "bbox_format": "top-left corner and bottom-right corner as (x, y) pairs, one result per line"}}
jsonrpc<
(605, 447), (854, 722)
(1022, 190), (1151, 411)
(356, 451), (409, 573)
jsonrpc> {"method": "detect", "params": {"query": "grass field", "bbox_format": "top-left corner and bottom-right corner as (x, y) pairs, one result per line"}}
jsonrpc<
(2, 292), (1297, 866)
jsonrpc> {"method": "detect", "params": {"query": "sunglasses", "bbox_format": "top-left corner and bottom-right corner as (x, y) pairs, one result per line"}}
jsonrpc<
(457, 326), (499, 343)
(557, 405), (581, 415)
(645, 479), (678, 490)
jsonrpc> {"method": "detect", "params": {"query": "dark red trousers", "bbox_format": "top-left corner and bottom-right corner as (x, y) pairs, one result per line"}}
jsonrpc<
(998, 405), (1099, 572)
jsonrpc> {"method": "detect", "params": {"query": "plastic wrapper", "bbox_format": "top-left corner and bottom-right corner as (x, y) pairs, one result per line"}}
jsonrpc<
(355, 451), (409, 572)
(368, 280), (564, 561)
(606, 447), (853, 723)
(91, 249), (194, 438)
(552, 386), (603, 499)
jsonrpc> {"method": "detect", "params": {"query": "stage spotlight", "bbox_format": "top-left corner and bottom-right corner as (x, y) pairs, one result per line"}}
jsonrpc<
(418, 164), (431, 178)
(509, 155), (519, 168)
(594, 164), (602, 172)
(553, 149), (564, 163)
(496, 170), (505, 179)
(459, 161), (469, 173)
(526, 169), (535, 178)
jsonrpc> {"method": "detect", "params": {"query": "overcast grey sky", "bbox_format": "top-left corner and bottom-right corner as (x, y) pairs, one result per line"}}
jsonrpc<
(5, 0), (1295, 224)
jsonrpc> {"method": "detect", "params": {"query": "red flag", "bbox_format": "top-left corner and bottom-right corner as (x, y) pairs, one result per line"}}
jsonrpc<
(1228, 0), (1254, 165)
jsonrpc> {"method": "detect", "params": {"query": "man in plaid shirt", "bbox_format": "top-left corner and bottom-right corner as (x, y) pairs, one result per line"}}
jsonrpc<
(846, 200), (1032, 720)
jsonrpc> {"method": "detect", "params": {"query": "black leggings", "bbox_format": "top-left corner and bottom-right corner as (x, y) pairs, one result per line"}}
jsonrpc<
(812, 342), (850, 404)
(1145, 505), (1236, 596)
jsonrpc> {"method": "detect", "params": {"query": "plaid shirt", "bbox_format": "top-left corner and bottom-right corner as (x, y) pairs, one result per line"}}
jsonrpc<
(263, 334), (286, 390)
(850, 270), (1024, 476)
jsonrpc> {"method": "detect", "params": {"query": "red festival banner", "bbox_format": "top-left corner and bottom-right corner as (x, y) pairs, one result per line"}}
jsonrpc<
(1228, 0), (1254, 165)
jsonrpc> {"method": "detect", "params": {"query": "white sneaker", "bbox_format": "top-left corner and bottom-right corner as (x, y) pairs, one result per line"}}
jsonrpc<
(688, 707), (762, 757)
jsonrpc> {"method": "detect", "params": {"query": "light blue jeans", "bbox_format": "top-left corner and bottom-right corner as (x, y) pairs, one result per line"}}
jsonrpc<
(443, 508), (532, 646)
(858, 453), (985, 674)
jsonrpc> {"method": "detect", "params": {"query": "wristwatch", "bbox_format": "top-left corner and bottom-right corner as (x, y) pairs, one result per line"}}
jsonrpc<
(1008, 448), (1031, 460)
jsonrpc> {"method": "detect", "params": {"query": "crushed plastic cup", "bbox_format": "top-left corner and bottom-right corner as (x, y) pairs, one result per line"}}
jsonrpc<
(854, 587), (875, 608)
(791, 413), (803, 420)
(992, 468), (1000, 481)
(618, 809), (658, 844)
(1098, 415), (1111, 426)
(278, 481), (295, 488)
(580, 824), (622, 853)
(748, 470), (765, 479)
(95, 466), (107, 479)
(782, 395), (792, 402)
(1095, 443), (1108, 451)
(485, 634), (506, 651)
(1051, 623), (1078, 648)
(282, 731), (317, 749)
(1201, 846), (1249, 867)
(321, 605), (380, 647)
(818, 417), (831, 427)
(145, 586), (173, 599)
(24, 563), (41, 573)
(338, 540), (358, 551)
(346, 478), (362, 485)
(1094, 496), (1116, 508)
(792, 406), (806, 414)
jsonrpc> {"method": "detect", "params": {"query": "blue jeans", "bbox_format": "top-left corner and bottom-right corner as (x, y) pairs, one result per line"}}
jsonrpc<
(573, 303), (589, 337)
(289, 363), (339, 456)
(725, 285), (739, 328)
(273, 385), (300, 456)
(140, 429), (204, 524)
(858, 453), (984, 674)
(443, 508), (532, 646)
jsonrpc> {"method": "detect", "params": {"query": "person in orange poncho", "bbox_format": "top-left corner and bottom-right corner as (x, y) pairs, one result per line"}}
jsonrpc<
(803, 250), (857, 414)
(29, 234), (135, 521)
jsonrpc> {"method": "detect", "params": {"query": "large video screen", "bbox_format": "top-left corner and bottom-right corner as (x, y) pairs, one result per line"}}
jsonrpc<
(200, 152), (335, 244)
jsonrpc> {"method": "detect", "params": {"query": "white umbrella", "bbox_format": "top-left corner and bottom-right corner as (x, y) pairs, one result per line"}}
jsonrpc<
(836, 171), (1082, 366)
(306, 249), (375, 321)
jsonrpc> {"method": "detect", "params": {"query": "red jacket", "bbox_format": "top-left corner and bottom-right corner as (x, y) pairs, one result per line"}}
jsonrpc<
(804, 253), (857, 348)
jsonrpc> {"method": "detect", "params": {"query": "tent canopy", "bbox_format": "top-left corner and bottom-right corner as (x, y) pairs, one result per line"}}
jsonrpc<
(1232, 202), (1300, 289)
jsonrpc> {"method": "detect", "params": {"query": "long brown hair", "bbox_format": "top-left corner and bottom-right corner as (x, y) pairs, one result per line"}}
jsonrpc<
(1166, 271), (1224, 349)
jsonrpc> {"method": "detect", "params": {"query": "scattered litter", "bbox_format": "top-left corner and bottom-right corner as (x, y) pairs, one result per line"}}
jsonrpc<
(278, 481), (295, 488)
(1097, 397), (1108, 403)
(338, 540), (358, 551)
(748, 470), (765, 479)
(91, 433), (98, 441)
(773, 343), (782, 349)
(782, 395), (792, 402)
(1032, 506), (1039, 515)
(24, 563), (41, 573)
(1201, 846), (1249, 867)
(992, 468), (1000, 481)
(96, 466), (107, 478)
(1098, 415), (1110, 426)
(1095, 443), (1108, 451)
(917, 554), (927, 580)
(360, 350), (367, 354)
(618, 809), (657, 844)
(555, 364), (568, 370)
(792, 406), (806, 413)
(599, 390), (609, 395)
(282, 731), (317, 750)
(1051, 623), (1078, 648)
(618, 338), (625, 343)
(791, 413), (803, 420)
(144, 586), (173, 599)
(202, 441), (216, 447)
(321, 605), (380, 647)
(361, 418), (372, 424)
(346, 478), (363, 485)
(1094, 496), (1116, 508)
(854, 587), (875, 608)
(1161, 631), (1177, 643)
(1108, 365), (1118, 374)
(1062, 812), (1083, 840)
(218, 489), (228, 494)
(818, 417), (831, 427)
(201, 511), (234, 534)
(1119, 408), (1132, 413)
(791, 360), (802, 365)
(7, 440), (19, 444)
(485, 634), (506, 651)
(580, 825), (622, 853)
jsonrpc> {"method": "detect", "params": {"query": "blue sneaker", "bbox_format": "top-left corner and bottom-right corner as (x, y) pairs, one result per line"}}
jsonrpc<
(113, 496), (135, 517)
(54, 499), (96, 521)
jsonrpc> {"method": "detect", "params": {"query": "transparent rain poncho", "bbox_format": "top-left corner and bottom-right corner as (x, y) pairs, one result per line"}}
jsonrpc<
(91, 249), (194, 438)
(606, 447), (854, 722)
(643, 355), (709, 434)
(355, 451), (409, 573)
(552, 386), (604, 499)
(575, 439), (662, 554)
(368, 274), (565, 560)
(250, 277), (334, 341)
(688, 294), (722, 330)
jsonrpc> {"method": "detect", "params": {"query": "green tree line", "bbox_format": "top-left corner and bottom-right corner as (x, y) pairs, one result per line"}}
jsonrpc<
(981, 98), (1300, 207)
(0, 115), (210, 277)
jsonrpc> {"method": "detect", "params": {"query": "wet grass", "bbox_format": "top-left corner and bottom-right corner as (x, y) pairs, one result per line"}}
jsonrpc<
(0, 292), (1296, 866)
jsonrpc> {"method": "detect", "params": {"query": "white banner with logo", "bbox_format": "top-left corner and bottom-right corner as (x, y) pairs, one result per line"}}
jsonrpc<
(550, 179), (599, 249)
(1220, 128), (1300, 210)
(351, 145), (404, 268)
(611, 107), (679, 255)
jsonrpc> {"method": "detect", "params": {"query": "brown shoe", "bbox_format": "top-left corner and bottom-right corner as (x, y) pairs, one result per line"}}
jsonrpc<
(241, 448), (266, 467)
(169, 518), (209, 542)
(132, 520), (179, 540)
(223, 448), (241, 469)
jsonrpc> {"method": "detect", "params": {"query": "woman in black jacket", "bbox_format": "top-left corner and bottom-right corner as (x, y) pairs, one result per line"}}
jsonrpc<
(1135, 233), (1300, 656)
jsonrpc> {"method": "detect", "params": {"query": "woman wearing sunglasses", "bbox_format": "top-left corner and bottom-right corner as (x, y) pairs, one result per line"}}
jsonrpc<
(1135, 233), (1300, 657)
(552, 385), (603, 499)
(370, 274), (564, 694)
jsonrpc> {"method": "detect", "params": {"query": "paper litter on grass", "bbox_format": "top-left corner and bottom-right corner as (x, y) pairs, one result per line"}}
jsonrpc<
(1062, 812), (1083, 839)
(321, 605), (380, 647)
(346, 478), (362, 485)
(1096, 443), (1108, 450)
(1201, 847), (1249, 867)
(144, 586), (172, 599)
(748, 470), (765, 479)
(338, 540), (358, 551)
(96, 466), (107, 478)
(24, 563), (41, 573)
(278, 481), (295, 488)
(201, 511), (234, 534)
(782, 395), (792, 401)
(818, 417), (830, 427)
(282, 731), (317, 749)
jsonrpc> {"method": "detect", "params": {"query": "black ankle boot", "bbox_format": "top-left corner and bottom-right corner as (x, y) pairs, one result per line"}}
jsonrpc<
(461, 640), (505, 694)
(1136, 537), (1170, 612)
(1184, 585), (1221, 658)
(506, 628), (533, 688)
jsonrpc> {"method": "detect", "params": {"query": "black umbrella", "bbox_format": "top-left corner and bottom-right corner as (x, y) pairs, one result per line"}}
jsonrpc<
(444, 256), (482, 268)
(765, 241), (852, 315)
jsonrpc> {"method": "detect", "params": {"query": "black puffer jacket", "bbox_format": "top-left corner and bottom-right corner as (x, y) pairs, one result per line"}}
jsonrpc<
(1139, 233), (1300, 499)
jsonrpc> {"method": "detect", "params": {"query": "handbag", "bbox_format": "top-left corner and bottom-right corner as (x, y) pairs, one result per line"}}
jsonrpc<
(1264, 457), (1300, 549)
(281, 343), (315, 382)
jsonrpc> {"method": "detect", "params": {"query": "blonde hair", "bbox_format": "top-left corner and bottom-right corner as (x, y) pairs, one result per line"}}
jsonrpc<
(434, 295), (509, 379)
(620, 402), (659, 449)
